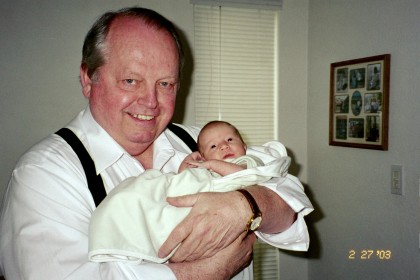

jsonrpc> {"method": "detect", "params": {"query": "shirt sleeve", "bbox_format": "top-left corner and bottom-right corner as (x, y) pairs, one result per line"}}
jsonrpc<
(176, 127), (314, 252)
(0, 141), (176, 280)
(255, 174), (314, 251)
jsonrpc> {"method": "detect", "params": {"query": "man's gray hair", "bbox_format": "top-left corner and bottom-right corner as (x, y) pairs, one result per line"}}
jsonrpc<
(81, 7), (185, 80)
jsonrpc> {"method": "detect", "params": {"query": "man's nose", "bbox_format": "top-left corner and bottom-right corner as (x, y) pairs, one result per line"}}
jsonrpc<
(137, 85), (158, 108)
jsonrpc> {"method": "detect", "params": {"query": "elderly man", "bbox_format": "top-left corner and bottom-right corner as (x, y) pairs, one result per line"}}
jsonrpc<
(0, 7), (313, 280)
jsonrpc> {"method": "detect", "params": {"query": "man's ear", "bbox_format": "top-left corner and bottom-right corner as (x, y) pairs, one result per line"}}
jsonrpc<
(80, 65), (93, 98)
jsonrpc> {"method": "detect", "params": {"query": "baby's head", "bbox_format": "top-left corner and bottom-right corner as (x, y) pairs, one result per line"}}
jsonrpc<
(197, 121), (247, 161)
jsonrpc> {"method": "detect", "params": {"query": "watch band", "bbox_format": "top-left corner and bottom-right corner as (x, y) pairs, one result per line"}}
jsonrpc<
(236, 189), (262, 232)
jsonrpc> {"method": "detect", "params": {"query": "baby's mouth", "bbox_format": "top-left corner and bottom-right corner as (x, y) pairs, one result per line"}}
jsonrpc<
(223, 153), (234, 159)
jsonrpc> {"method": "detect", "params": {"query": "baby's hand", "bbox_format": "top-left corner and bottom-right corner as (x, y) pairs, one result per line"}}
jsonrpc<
(179, 152), (205, 172)
(185, 160), (205, 168)
(188, 151), (204, 162)
(186, 160), (215, 171)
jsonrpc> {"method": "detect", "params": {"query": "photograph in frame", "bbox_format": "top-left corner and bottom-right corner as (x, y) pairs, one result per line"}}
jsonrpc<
(329, 54), (390, 150)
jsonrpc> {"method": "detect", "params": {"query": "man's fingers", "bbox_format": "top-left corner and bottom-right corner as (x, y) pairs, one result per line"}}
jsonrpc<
(166, 193), (198, 207)
(158, 220), (192, 258)
(159, 194), (200, 258)
(168, 234), (201, 263)
(161, 192), (246, 262)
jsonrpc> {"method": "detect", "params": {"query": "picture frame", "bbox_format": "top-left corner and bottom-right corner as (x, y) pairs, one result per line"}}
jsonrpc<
(329, 54), (390, 150)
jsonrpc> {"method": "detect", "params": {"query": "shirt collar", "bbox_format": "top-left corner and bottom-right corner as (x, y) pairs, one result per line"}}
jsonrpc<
(75, 107), (176, 173)
(77, 107), (127, 174)
(153, 131), (176, 171)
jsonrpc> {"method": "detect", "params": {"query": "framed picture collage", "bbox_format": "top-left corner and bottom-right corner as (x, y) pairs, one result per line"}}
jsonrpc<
(329, 54), (390, 150)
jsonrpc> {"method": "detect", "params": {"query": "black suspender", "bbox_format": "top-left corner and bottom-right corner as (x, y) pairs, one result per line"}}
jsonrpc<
(55, 123), (197, 207)
(55, 128), (106, 207)
(167, 123), (198, 152)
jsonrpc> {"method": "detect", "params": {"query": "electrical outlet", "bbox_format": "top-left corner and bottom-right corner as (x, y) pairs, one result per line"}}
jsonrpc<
(390, 165), (403, 195)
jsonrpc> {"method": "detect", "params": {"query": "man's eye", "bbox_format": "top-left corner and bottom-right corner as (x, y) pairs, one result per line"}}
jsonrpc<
(158, 81), (176, 90)
(124, 79), (136, 85)
(159, 82), (174, 88)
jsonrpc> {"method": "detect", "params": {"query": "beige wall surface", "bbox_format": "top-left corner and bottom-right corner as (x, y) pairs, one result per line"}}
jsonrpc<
(306, 0), (420, 279)
(276, 1), (310, 280)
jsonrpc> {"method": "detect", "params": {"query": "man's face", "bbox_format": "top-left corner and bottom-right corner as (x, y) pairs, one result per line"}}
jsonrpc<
(81, 17), (179, 156)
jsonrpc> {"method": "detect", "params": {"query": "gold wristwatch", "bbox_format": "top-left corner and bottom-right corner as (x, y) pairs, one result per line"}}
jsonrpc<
(236, 189), (262, 232)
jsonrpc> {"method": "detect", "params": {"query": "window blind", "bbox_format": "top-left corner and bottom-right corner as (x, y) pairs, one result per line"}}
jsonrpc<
(253, 242), (281, 280)
(193, 5), (278, 145)
(193, 6), (281, 279)
(190, 0), (282, 9)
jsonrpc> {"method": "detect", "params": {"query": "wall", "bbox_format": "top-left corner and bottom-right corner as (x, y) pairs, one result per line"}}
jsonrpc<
(307, 0), (420, 279)
(276, 1), (310, 280)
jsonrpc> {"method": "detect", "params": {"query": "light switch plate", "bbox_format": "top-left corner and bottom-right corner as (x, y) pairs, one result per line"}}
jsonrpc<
(390, 165), (403, 195)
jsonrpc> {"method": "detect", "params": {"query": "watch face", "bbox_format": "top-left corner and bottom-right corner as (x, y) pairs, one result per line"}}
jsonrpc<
(250, 216), (262, 231)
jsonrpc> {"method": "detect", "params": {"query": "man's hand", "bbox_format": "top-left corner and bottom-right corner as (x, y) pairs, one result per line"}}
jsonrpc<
(158, 191), (250, 262)
(167, 231), (256, 280)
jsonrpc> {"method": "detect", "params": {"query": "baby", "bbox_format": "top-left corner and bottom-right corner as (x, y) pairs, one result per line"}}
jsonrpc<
(179, 120), (252, 175)
(88, 121), (291, 264)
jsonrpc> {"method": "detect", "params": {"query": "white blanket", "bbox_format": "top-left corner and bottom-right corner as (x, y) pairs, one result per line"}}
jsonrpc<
(88, 141), (290, 264)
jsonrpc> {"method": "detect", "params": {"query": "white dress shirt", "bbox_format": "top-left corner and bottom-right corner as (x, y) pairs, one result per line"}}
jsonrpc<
(0, 107), (313, 279)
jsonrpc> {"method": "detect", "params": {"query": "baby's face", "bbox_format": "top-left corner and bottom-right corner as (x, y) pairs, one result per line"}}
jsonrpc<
(199, 124), (246, 161)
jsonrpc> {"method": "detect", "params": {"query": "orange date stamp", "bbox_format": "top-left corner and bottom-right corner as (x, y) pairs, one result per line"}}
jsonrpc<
(348, 249), (392, 260)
